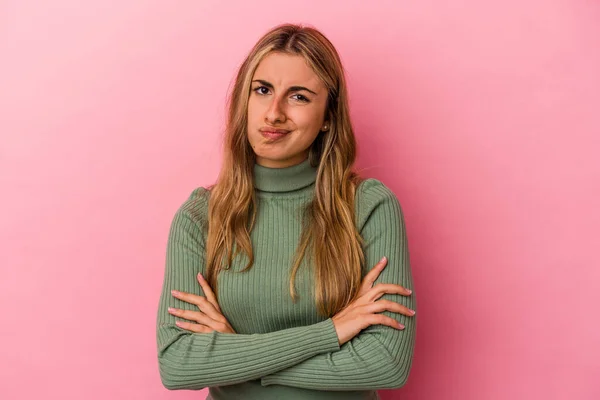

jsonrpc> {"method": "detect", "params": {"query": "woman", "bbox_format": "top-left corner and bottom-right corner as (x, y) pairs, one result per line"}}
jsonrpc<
(156, 23), (417, 400)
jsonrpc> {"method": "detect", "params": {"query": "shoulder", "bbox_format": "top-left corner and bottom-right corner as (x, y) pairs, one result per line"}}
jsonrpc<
(171, 186), (211, 233)
(356, 178), (398, 204)
(179, 186), (211, 216)
(355, 178), (405, 231)
(356, 178), (402, 211)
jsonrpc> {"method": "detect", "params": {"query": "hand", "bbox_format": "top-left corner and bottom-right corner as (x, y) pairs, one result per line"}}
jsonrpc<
(168, 272), (237, 334)
(331, 256), (414, 346)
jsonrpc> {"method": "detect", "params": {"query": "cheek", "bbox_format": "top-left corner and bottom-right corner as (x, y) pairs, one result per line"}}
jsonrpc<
(291, 106), (322, 127)
(247, 101), (257, 122)
(247, 96), (262, 117)
(247, 104), (261, 135)
(296, 121), (323, 142)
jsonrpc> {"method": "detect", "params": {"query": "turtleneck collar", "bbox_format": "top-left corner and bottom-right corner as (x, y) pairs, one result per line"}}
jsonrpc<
(253, 158), (318, 193)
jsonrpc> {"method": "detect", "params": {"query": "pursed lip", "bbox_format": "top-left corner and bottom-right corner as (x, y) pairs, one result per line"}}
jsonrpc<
(259, 127), (291, 134)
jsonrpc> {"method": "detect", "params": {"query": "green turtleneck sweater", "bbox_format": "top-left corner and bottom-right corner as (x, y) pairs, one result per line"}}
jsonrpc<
(156, 159), (417, 400)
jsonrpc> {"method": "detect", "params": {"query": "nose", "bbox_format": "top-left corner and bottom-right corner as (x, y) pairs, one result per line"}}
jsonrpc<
(265, 95), (287, 124)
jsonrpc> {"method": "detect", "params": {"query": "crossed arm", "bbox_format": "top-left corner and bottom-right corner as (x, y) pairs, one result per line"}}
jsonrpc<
(156, 181), (416, 390)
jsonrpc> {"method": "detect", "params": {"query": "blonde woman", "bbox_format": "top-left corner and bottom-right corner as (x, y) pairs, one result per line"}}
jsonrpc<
(156, 23), (417, 400)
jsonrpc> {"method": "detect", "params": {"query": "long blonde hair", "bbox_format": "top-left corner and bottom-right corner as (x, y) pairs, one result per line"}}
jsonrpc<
(205, 23), (366, 317)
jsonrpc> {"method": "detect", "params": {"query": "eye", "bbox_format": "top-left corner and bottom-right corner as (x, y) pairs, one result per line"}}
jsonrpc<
(251, 86), (310, 103)
(292, 94), (310, 103)
(253, 86), (270, 95)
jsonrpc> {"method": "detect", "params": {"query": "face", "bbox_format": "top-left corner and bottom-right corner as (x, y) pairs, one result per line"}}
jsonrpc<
(247, 52), (329, 168)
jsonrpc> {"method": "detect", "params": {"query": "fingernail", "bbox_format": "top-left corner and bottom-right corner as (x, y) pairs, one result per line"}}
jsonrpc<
(380, 256), (387, 263)
(407, 289), (412, 294)
(409, 309), (416, 315)
(397, 322), (405, 329)
(171, 290), (180, 296)
(198, 273), (204, 281)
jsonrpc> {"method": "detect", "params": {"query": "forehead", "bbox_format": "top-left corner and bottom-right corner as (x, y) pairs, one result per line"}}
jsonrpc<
(253, 52), (324, 90)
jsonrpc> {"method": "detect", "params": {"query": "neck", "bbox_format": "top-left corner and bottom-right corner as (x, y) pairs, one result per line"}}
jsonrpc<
(253, 158), (318, 193)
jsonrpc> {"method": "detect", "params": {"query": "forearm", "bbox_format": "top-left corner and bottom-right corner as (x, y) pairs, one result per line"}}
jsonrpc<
(157, 317), (341, 389)
(261, 179), (417, 390)
(260, 291), (417, 390)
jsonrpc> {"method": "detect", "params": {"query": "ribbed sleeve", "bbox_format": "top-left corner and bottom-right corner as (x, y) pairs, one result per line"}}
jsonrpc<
(260, 179), (417, 390)
(156, 190), (342, 390)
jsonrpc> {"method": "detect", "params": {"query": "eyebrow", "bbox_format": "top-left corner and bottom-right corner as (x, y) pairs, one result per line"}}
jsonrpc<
(251, 79), (318, 96)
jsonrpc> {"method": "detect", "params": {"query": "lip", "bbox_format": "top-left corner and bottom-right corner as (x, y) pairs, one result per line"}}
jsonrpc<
(259, 127), (291, 134)
(260, 130), (289, 140)
(259, 127), (291, 140)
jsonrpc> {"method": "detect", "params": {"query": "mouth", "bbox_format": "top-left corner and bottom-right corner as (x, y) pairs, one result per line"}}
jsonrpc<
(260, 129), (291, 140)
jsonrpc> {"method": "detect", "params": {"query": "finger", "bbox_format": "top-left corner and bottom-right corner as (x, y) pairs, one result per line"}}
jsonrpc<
(197, 295), (228, 323)
(370, 283), (412, 300)
(172, 289), (226, 323)
(170, 307), (227, 329)
(362, 257), (388, 287)
(168, 307), (212, 325)
(171, 289), (204, 306)
(197, 273), (222, 312)
(368, 299), (416, 317)
(170, 308), (231, 333)
(367, 314), (405, 330)
(175, 319), (213, 333)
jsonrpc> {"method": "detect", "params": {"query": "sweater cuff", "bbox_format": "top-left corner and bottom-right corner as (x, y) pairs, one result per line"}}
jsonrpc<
(319, 317), (342, 352)
(261, 317), (341, 387)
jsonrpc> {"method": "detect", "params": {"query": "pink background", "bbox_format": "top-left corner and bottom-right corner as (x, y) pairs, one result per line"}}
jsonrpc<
(1, 1), (599, 399)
